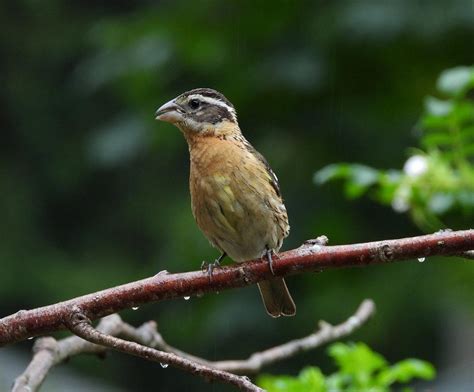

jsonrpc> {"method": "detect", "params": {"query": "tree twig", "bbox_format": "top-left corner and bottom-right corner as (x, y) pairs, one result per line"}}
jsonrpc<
(12, 316), (124, 392)
(12, 300), (375, 391)
(65, 307), (262, 392)
(145, 299), (376, 374)
(0, 230), (472, 346)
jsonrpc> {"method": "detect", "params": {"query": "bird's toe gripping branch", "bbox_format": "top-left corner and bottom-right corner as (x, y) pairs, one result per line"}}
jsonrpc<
(264, 247), (278, 275)
(201, 252), (227, 279)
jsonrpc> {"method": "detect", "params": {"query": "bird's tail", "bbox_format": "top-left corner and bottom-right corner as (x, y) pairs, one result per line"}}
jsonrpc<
(257, 278), (296, 317)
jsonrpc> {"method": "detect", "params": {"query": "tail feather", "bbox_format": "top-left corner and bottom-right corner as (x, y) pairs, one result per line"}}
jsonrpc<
(257, 278), (296, 317)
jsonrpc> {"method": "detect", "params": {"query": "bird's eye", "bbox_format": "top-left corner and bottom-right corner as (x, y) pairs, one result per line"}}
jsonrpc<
(189, 99), (200, 109)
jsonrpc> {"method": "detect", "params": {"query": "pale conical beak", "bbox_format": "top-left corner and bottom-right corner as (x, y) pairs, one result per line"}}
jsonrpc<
(155, 99), (184, 123)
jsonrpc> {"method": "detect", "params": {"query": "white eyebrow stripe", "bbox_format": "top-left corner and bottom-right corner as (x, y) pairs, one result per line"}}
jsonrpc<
(187, 94), (237, 122)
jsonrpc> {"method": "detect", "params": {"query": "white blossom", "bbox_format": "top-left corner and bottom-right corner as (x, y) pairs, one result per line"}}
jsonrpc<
(403, 155), (428, 178)
(392, 185), (410, 213)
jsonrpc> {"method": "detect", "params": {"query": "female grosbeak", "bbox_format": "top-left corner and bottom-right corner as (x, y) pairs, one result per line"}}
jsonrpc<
(155, 88), (295, 317)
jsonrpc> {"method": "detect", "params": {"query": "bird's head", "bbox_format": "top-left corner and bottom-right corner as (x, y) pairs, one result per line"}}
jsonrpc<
(155, 88), (238, 137)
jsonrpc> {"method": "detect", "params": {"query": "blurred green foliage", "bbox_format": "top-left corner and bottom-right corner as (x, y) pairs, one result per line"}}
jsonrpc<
(315, 66), (474, 230)
(1, 1), (473, 391)
(258, 342), (435, 392)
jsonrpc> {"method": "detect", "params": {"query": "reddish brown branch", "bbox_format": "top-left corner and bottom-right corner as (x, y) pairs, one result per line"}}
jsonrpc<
(1, 230), (472, 346)
(13, 300), (374, 392)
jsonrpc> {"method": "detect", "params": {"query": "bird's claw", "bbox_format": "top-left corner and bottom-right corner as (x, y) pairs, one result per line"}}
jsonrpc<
(264, 248), (276, 275)
(201, 258), (222, 280)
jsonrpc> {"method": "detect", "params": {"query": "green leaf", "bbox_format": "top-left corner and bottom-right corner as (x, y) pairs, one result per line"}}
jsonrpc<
(421, 131), (455, 149)
(314, 164), (380, 199)
(313, 163), (350, 184)
(459, 125), (474, 142)
(420, 113), (450, 130)
(377, 359), (436, 386)
(257, 367), (326, 392)
(299, 367), (327, 391)
(451, 101), (474, 123)
(349, 164), (380, 187)
(325, 373), (345, 392)
(257, 374), (304, 392)
(328, 342), (387, 377)
(437, 66), (474, 96)
(460, 143), (474, 156)
(375, 181), (399, 204)
(258, 343), (436, 392)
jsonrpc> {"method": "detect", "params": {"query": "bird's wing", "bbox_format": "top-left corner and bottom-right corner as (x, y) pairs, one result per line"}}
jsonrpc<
(241, 138), (282, 198)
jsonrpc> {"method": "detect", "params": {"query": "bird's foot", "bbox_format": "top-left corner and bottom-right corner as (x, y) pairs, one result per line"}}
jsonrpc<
(264, 247), (278, 275)
(201, 253), (226, 280)
(201, 259), (221, 278)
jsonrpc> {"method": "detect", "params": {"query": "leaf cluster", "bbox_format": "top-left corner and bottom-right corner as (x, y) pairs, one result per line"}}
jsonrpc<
(314, 66), (474, 230)
(257, 342), (435, 392)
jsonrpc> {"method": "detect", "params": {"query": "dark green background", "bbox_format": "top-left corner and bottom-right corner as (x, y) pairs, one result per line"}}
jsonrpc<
(1, 1), (473, 391)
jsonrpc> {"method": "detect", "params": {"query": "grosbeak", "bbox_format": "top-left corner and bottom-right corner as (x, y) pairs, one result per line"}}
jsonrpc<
(155, 88), (295, 317)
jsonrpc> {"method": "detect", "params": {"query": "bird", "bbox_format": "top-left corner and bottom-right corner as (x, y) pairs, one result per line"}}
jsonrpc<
(155, 88), (296, 317)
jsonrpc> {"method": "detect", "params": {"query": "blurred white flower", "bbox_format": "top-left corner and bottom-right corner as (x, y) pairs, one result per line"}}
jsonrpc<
(403, 155), (428, 178)
(391, 185), (411, 213)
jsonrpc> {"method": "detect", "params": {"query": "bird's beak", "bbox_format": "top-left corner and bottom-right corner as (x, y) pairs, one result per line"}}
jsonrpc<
(155, 99), (184, 123)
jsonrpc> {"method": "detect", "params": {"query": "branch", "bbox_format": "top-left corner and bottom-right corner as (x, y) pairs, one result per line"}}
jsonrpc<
(13, 300), (375, 391)
(1, 230), (472, 346)
(12, 316), (124, 392)
(153, 299), (376, 374)
(64, 307), (262, 392)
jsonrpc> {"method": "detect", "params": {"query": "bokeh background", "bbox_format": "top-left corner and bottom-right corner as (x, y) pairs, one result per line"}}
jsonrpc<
(1, 1), (473, 391)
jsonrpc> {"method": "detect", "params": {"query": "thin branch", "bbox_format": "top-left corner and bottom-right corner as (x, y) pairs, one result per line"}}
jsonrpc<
(1, 230), (472, 346)
(12, 316), (123, 392)
(147, 299), (376, 374)
(11, 337), (58, 392)
(13, 300), (374, 392)
(65, 308), (262, 392)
